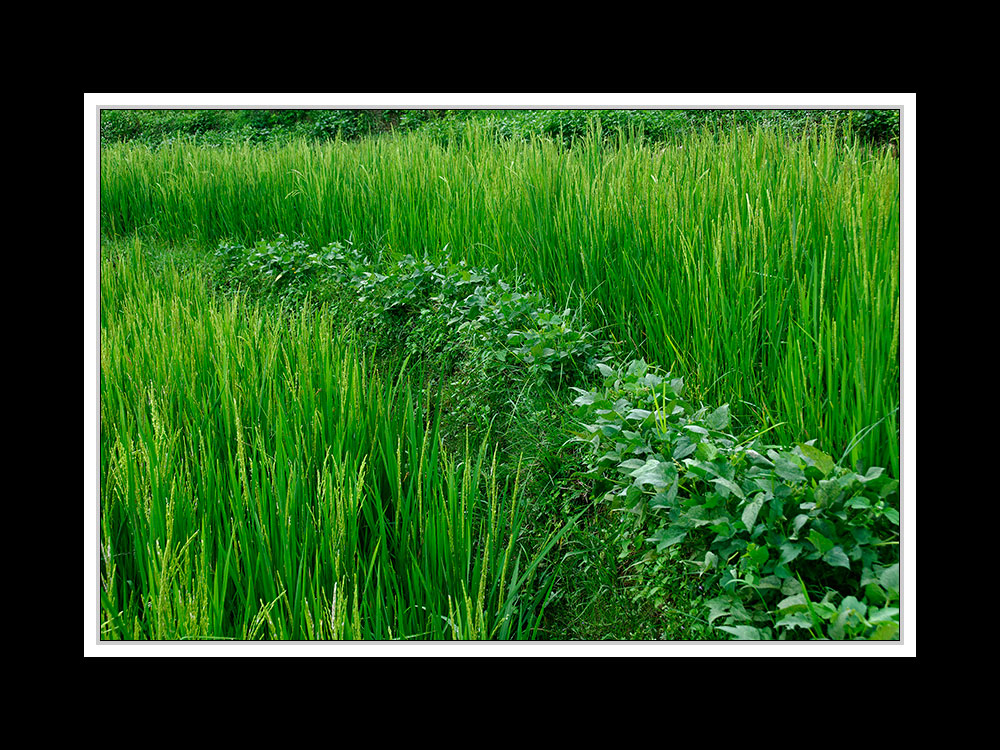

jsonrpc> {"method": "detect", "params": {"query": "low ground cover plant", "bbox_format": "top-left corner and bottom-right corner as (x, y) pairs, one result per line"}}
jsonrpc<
(567, 359), (900, 640)
(215, 235), (608, 386)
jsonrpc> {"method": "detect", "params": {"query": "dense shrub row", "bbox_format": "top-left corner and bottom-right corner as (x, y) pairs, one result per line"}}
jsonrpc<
(100, 107), (900, 149)
(99, 109), (440, 148)
(215, 234), (607, 387)
(569, 361), (900, 640)
(480, 108), (899, 149)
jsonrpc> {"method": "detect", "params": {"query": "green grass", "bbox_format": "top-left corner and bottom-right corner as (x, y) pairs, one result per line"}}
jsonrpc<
(98, 117), (902, 642)
(101, 122), (900, 475)
(99, 239), (568, 640)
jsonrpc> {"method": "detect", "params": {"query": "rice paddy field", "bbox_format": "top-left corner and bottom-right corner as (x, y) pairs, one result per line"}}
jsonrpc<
(94, 109), (908, 646)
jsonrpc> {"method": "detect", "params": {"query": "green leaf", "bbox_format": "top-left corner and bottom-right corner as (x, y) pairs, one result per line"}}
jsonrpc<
(617, 458), (646, 471)
(683, 457), (720, 480)
(714, 477), (746, 501)
(705, 596), (733, 624)
(717, 625), (765, 640)
(597, 450), (621, 465)
(877, 563), (900, 596)
(869, 606), (899, 624)
(695, 440), (720, 461)
(748, 545), (769, 567)
(797, 574), (827, 633)
(864, 582), (887, 607)
(672, 438), (697, 461)
(796, 442), (835, 477)
(808, 528), (834, 555)
(630, 458), (670, 489)
(740, 495), (764, 529)
(757, 575), (782, 590)
(869, 622), (900, 640)
(696, 551), (719, 573)
(879, 479), (900, 499)
(775, 611), (813, 630)
(838, 596), (867, 620)
(775, 454), (806, 483)
(596, 363), (615, 378)
(705, 403), (731, 431)
(823, 546), (852, 570)
(781, 577), (802, 596)
(650, 470), (679, 508)
(777, 593), (808, 613)
(847, 495), (871, 510)
(778, 541), (802, 565)
(626, 358), (648, 376)
(676, 505), (715, 528)
(623, 484), (643, 511)
(791, 514), (810, 538)
(860, 466), (887, 486)
(709, 521), (736, 539)
(648, 526), (688, 551)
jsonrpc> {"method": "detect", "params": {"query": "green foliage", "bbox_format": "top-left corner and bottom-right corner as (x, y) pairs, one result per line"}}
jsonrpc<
(100, 240), (572, 640)
(100, 109), (242, 147)
(211, 233), (901, 642)
(236, 109), (307, 130)
(215, 235), (608, 387)
(306, 110), (387, 141)
(567, 359), (900, 640)
(471, 108), (899, 149)
(101, 124), (899, 472)
(100, 108), (901, 151)
(845, 109), (900, 147)
(100, 109), (443, 148)
(99, 113), (902, 642)
(214, 233), (337, 302)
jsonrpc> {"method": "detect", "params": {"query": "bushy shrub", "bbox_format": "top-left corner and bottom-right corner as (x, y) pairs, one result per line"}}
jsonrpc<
(306, 110), (433, 141)
(214, 235), (607, 385)
(100, 109), (239, 146)
(235, 109), (308, 130)
(477, 108), (899, 149)
(844, 109), (900, 146)
(214, 233), (354, 303)
(568, 359), (900, 640)
(100, 110), (171, 146)
(101, 108), (901, 150)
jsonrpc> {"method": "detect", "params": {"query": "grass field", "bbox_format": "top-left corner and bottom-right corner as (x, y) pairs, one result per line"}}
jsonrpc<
(101, 123), (899, 473)
(95, 112), (904, 643)
(100, 240), (571, 639)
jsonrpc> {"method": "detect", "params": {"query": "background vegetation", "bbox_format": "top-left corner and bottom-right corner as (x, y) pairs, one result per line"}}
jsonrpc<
(99, 107), (900, 150)
(101, 118), (899, 474)
(98, 108), (902, 641)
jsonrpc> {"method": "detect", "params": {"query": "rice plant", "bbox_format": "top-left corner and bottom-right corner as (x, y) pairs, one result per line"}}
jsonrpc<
(99, 239), (562, 640)
(100, 121), (899, 475)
